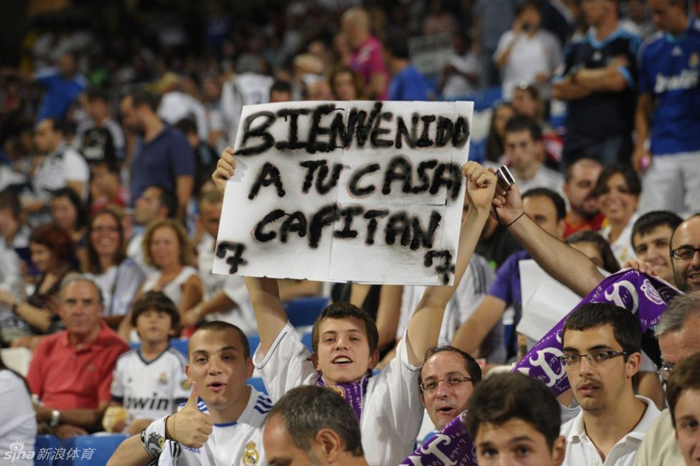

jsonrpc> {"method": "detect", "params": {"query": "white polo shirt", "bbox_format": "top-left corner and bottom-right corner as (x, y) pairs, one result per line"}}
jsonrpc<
(254, 321), (423, 466)
(560, 396), (660, 466)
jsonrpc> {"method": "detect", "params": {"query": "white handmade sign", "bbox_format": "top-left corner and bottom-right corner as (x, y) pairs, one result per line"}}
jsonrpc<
(213, 100), (473, 285)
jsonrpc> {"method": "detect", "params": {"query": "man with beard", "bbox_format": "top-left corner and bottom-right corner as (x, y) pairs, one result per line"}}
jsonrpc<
(120, 91), (194, 221)
(563, 158), (604, 238)
(559, 303), (660, 465)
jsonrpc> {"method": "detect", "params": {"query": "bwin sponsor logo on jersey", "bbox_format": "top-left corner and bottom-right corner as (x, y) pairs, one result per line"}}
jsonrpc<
(125, 393), (171, 411)
(654, 70), (699, 93)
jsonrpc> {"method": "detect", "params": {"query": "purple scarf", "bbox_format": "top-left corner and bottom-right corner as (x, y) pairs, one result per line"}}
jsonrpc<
(316, 374), (370, 421)
(399, 270), (680, 465)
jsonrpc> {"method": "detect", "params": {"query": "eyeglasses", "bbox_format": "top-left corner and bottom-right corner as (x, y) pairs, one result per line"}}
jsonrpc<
(671, 246), (700, 261)
(558, 350), (629, 367)
(659, 362), (675, 381)
(420, 376), (472, 393)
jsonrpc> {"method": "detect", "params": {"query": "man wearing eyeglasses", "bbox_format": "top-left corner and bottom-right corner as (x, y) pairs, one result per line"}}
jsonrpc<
(670, 215), (700, 294)
(636, 293), (700, 466)
(418, 346), (482, 431)
(558, 303), (660, 466)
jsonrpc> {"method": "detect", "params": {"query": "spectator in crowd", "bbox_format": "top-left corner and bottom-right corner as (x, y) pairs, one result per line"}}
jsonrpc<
(76, 88), (125, 167)
(566, 230), (620, 273)
(422, 0), (458, 37)
(0, 354), (36, 466)
(183, 189), (255, 334)
(0, 191), (31, 248)
(0, 224), (76, 344)
(484, 103), (515, 165)
(383, 33), (432, 101)
(83, 208), (145, 329)
(50, 187), (88, 248)
(595, 164), (642, 264)
(465, 373), (566, 466)
(665, 350), (700, 466)
(562, 158), (604, 238)
(120, 90), (194, 221)
(174, 118), (218, 197)
(637, 294), (700, 465)
(126, 185), (178, 275)
(473, 0), (518, 88)
(619, 0), (656, 39)
(330, 65), (365, 101)
(559, 303), (660, 465)
(24, 118), (90, 223)
(552, 0), (641, 169)
(214, 149), (498, 465)
(304, 75), (334, 101)
(108, 321), (272, 466)
(670, 214), (700, 294)
(88, 159), (129, 217)
(157, 73), (210, 143)
(34, 52), (88, 121)
(634, 0), (700, 215)
(105, 292), (188, 436)
(439, 30), (479, 99)
(511, 83), (563, 169)
(269, 80), (293, 103)
(200, 73), (227, 153)
(263, 385), (369, 466)
(419, 346), (482, 431)
(452, 188), (566, 359)
(0, 236), (25, 346)
(342, 7), (389, 100)
(28, 274), (130, 438)
(503, 116), (564, 194)
(494, 1), (562, 102)
(630, 210), (683, 284)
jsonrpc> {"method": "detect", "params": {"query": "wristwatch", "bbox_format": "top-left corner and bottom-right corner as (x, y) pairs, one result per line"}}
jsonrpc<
(48, 409), (61, 428)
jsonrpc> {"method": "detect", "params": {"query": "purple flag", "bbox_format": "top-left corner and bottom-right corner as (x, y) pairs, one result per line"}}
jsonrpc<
(399, 270), (680, 465)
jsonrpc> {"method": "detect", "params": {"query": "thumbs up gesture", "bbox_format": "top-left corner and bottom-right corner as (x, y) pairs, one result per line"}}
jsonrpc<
(166, 382), (215, 449)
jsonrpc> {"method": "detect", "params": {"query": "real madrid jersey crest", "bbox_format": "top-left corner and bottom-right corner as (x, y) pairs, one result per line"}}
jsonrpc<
(158, 386), (271, 466)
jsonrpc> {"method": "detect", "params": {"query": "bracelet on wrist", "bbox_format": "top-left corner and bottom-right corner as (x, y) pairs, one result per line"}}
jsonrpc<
(506, 212), (526, 228)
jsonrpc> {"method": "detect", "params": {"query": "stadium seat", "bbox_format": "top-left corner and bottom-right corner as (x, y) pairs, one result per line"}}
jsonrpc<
(284, 297), (329, 328)
(247, 377), (268, 395)
(301, 331), (314, 352)
(247, 334), (260, 353)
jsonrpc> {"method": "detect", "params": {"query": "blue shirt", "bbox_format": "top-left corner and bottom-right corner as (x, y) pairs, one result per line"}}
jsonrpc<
(387, 66), (431, 101)
(130, 126), (195, 205)
(638, 19), (700, 156)
(558, 28), (641, 155)
(35, 70), (87, 121)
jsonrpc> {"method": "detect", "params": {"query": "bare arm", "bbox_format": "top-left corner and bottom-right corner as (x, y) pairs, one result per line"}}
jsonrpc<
(245, 276), (288, 355)
(107, 435), (153, 466)
(493, 185), (604, 297)
(36, 401), (110, 432)
(573, 65), (629, 92)
(375, 285), (402, 352)
(367, 72), (388, 100)
(278, 280), (321, 301)
(551, 78), (593, 101)
(632, 93), (653, 172)
(14, 302), (52, 333)
(405, 163), (495, 366)
(451, 295), (507, 356)
(179, 275), (203, 315)
(175, 175), (194, 221)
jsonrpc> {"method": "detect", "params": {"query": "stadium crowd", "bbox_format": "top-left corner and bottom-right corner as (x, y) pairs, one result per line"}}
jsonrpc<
(0, 0), (699, 465)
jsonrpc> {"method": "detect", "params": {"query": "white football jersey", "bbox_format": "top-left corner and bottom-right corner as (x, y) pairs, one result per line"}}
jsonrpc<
(221, 73), (274, 145)
(112, 347), (190, 423)
(158, 386), (271, 466)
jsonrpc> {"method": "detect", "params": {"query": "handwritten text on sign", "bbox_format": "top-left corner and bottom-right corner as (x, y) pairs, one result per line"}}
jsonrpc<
(213, 100), (473, 285)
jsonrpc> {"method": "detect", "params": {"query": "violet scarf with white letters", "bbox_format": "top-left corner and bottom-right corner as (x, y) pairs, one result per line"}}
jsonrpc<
(316, 374), (370, 421)
(399, 270), (681, 465)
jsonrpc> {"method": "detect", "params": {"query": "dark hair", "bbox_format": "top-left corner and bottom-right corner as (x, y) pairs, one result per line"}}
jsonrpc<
(566, 230), (621, 274)
(516, 0), (542, 16)
(131, 291), (180, 329)
(0, 191), (21, 220)
(512, 83), (543, 123)
(667, 351), (700, 428)
(522, 188), (566, 221)
(328, 65), (365, 100)
(174, 118), (198, 137)
(465, 373), (561, 449)
(263, 385), (364, 457)
(593, 163), (642, 198)
(631, 211), (683, 251)
(52, 187), (88, 230)
(420, 346), (483, 387)
(485, 103), (514, 163)
(86, 88), (110, 103)
(311, 302), (379, 354)
(504, 114), (542, 141)
(43, 118), (69, 136)
(30, 222), (75, 264)
(148, 185), (178, 219)
(193, 321), (250, 359)
(83, 207), (127, 274)
(270, 80), (292, 96)
(564, 157), (601, 183)
(563, 303), (642, 355)
(383, 33), (410, 60)
(130, 90), (161, 113)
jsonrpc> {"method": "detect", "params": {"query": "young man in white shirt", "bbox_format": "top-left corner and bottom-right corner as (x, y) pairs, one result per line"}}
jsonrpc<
(213, 149), (498, 465)
(559, 303), (660, 466)
(108, 321), (272, 466)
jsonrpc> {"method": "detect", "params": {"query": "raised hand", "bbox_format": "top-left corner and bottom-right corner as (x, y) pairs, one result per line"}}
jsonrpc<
(212, 147), (236, 193)
(167, 382), (214, 449)
(492, 177), (524, 226)
(462, 162), (497, 213)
